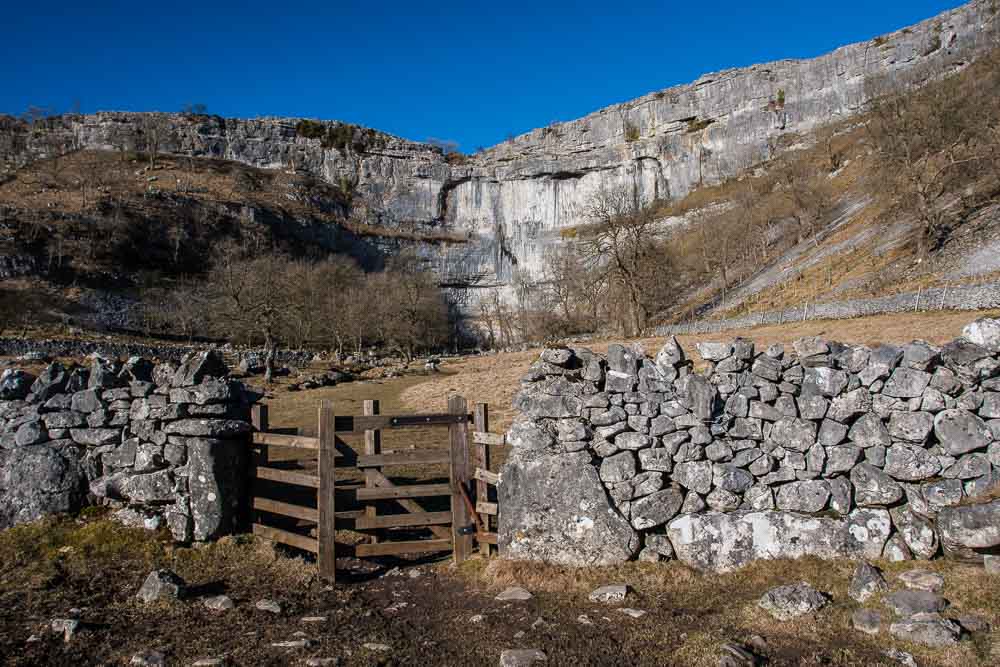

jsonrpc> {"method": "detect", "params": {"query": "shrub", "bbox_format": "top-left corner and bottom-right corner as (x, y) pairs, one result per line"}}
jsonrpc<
(685, 117), (714, 134)
(624, 122), (640, 142)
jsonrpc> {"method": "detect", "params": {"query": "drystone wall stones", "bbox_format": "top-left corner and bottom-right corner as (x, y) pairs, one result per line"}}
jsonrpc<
(499, 318), (1000, 571)
(0, 351), (252, 540)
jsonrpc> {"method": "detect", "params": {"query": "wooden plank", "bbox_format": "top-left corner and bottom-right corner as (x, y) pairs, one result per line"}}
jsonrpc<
(355, 539), (453, 557)
(253, 497), (318, 522)
(473, 467), (499, 485)
(473, 403), (492, 557)
(252, 523), (318, 554)
(363, 400), (381, 547)
(449, 395), (473, 564)
(318, 400), (337, 581)
(249, 405), (269, 531)
(253, 466), (320, 489)
(335, 510), (364, 520)
(356, 451), (450, 468)
(367, 469), (453, 540)
(472, 431), (505, 446)
(354, 511), (452, 530)
(476, 501), (498, 516)
(334, 413), (469, 433)
(356, 483), (451, 500)
(477, 531), (498, 545)
(252, 432), (321, 451)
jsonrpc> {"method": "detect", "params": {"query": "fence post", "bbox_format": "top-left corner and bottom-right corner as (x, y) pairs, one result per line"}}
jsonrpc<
(317, 400), (337, 581)
(473, 403), (491, 557)
(363, 400), (381, 545)
(247, 405), (269, 530)
(448, 395), (473, 564)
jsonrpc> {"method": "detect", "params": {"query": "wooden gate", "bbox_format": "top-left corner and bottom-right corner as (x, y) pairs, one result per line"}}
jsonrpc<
(247, 396), (501, 580)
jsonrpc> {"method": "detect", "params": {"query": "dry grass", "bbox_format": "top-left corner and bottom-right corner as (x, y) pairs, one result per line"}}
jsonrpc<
(463, 556), (1000, 667)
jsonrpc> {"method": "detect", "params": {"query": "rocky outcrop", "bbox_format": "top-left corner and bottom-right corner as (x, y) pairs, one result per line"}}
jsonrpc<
(499, 317), (1000, 570)
(0, 352), (253, 539)
(3, 2), (995, 303)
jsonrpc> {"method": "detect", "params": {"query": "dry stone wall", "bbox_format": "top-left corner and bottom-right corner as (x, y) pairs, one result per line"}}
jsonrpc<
(498, 318), (1000, 572)
(0, 351), (254, 540)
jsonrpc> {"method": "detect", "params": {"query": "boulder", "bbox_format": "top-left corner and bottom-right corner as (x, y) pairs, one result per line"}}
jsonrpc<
(30, 363), (68, 401)
(775, 480), (830, 513)
(0, 444), (86, 529)
(884, 590), (949, 617)
(499, 450), (638, 565)
(758, 582), (829, 620)
(889, 613), (960, 647)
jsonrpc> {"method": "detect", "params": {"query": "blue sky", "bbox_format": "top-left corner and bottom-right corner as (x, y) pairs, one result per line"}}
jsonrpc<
(2, 1), (964, 150)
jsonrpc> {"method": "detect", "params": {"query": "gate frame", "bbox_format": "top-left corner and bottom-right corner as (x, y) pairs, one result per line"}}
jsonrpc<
(248, 397), (502, 581)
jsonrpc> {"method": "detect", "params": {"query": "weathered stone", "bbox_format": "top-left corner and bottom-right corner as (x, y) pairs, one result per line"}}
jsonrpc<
(824, 445), (861, 476)
(943, 453), (991, 479)
(162, 419), (251, 439)
(14, 420), (47, 446)
(849, 561), (888, 602)
(614, 432), (651, 451)
(69, 428), (120, 446)
(637, 448), (673, 473)
(775, 480), (829, 513)
(540, 348), (573, 367)
(172, 351), (228, 387)
(884, 444), (942, 482)
(677, 374), (714, 421)
(630, 488), (684, 529)
(891, 507), (938, 560)
(847, 413), (891, 448)
(588, 583), (629, 603)
(962, 317), (1000, 353)
(121, 470), (175, 504)
(499, 450), (638, 565)
(883, 368), (932, 399)
(884, 534), (913, 561)
(499, 649), (547, 667)
(937, 499), (1000, 560)
(828, 388), (872, 423)
(897, 569), (945, 592)
(136, 569), (186, 603)
(816, 419), (848, 448)
(797, 395), (828, 420)
(852, 609), (883, 635)
(495, 586), (533, 601)
(0, 444), (86, 529)
(934, 409), (992, 456)
(654, 337), (685, 370)
(843, 509), (893, 559)
(889, 613), (960, 647)
(70, 388), (104, 413)
(758, 582), (829, 620)
(803, 367), (848, 398)
(768, 418), (816, 452)
(600, 451), (636, 483)
(887, 411), (934, 443)
(884, 589), (949, 617)
(673, 460), (712, 494)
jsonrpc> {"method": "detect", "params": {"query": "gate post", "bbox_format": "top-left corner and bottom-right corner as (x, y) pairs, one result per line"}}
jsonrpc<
(317, 400), (337, 581)
(448, 395), (473, 564)
(473, 403), (491, 556)
(363, 400), (381, 545)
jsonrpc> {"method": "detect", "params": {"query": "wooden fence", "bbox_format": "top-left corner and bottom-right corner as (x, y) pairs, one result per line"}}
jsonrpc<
(248, 397), (505, 580)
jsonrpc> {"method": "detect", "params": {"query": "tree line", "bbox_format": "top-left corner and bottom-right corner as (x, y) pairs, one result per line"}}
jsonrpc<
(141, 243), (454, 380)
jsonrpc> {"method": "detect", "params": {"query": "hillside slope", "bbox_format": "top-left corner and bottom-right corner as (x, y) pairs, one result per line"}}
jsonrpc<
(2, 1), (996, 315)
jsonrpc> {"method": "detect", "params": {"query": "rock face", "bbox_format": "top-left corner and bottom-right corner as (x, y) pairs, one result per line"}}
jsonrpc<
(0, 351), (253, 539)
(501, 319), (1000, 570)
(3, 1), (994, 306)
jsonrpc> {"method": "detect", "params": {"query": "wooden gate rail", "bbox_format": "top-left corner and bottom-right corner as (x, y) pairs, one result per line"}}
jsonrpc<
(249, 398), (504, 581)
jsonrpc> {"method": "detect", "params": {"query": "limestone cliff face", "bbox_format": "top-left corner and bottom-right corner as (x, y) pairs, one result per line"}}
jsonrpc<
(3, 0), (996, 303)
